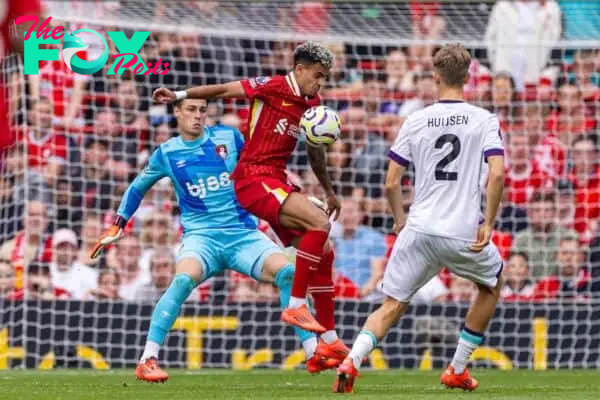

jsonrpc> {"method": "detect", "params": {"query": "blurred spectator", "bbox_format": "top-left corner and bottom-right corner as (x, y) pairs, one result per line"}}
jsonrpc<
(133, 248), (176, 303)
(496, 187), (528, 234)
(397, 72), (438, 117)
(84, 269), (121, 301)
(490, 72), (521, 130)
(0, 143), (51, 241)
(72, 138), (116, 214)
(20, 97), (68, 189)
(137, 122), (174, 169)
(384, 49), (415, 93)
(556, 179), (576, 231)
(77, 212), (107, 269)
(170, 33), (217, 88)
(49, 229), (98, 300)
(360, 70), (399, 115)
(327, 140), (355, 196)
(446, 275), (476, 302)
(261, 41), (295, 76)
(115, 79), (149, 133)
(546, 83), (597, 145)
(501, 252), (535, 301)
(331, 198), (387, 298)
(0, 259), (17, 299)
(408, 1), (446, 61)
(485, 0), (562, 89)
(138, 211), (178, 270)
(505, 131), (553, 206)
(112, 234), (150, 301)
(512, 191), (579, 279)
(340, 107), (389, 229)
(0, 201), (53, 287)
(323, 42), (361, 91)
(93, 108), (137, 178)
(229, 271), (278, 303)
(54, 179), (83, 231)
(523, 103), (566, 178)
(14, 263), (71, 301)
(569, 134), (600, 242)
(28, 32), (88, 128)
(571, 49), (600, 100)
(534, 238), (590, 300)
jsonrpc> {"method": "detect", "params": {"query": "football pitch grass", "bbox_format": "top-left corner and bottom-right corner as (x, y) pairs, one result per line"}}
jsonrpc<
(1, 369), (599, 400)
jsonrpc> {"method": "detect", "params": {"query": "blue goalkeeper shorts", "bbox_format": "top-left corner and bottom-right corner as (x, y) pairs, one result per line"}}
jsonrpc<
(177, 228), (281, 282)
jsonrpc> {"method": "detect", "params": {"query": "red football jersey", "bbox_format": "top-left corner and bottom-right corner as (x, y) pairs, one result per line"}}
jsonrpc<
(17, 128), (68, 168)
(534, 134), (566, 178)
(232, 72), (320, 181)
(0, 0), (42, 150)
(505, 161), (553, 205)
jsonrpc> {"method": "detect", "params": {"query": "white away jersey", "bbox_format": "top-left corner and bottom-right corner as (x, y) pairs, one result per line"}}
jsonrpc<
(389, 100), (504, 241)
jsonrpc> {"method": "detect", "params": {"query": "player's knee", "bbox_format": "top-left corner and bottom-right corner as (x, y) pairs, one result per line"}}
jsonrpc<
(307, 212), (330, 232)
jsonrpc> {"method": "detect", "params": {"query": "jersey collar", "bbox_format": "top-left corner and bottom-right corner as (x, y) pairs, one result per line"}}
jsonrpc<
(286, 71), (302, 97)
(177, 127), (210, 147)
(438, 99), (464, 104)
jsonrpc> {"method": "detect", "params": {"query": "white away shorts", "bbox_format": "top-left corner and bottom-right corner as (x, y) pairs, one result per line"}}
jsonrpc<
(381, 227), (503, 302)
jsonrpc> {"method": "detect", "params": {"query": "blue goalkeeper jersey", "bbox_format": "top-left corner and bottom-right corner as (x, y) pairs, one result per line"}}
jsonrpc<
(117, 125), (257, 232)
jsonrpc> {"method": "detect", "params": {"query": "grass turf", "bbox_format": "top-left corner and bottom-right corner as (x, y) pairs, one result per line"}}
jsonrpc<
(0, 370), (598, 400)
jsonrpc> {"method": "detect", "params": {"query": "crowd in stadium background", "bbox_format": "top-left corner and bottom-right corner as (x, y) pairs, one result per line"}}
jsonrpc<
(0, 0), (599, 305)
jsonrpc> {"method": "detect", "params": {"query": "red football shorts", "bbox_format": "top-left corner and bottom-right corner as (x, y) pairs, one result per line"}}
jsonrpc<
(234, 175), (302, 246)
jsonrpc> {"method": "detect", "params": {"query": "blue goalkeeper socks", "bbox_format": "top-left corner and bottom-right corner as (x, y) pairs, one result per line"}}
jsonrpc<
(274, 264), (317, 348)
(147, 273), (197, 346)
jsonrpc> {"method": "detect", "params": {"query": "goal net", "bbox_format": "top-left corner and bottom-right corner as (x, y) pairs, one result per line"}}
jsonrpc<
(1, 0), (599, 370)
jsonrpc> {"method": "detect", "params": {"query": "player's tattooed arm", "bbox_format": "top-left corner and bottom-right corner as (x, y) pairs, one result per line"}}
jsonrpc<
(306, 144), (341, 219)
(385, 160), (407, 234)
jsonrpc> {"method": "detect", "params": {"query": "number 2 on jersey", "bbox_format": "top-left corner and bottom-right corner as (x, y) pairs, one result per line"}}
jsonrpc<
(434, 134), (461, 181)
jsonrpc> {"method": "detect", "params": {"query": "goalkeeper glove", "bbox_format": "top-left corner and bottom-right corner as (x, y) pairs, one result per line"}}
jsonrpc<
(90, 216), (126, 259)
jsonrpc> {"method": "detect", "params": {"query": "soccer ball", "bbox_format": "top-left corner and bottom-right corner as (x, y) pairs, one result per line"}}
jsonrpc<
(299, 105), (341, 147)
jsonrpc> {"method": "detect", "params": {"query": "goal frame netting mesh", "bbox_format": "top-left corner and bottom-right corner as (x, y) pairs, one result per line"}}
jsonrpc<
(1, 0), (599, 370)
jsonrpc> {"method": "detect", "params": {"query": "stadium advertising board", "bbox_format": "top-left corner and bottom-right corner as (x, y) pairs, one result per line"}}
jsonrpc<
(0, 301), (598, 370)
(16, 15), (170, 76)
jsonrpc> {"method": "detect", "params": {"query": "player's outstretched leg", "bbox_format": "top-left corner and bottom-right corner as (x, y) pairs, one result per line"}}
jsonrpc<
(136, 259), (200, 383)
(333, 297), (408, 393)
(310, 248), (349, 366)
(441, 277), (503, 391)
(279, 193), (330, 333)
(269, 257), (339, 374)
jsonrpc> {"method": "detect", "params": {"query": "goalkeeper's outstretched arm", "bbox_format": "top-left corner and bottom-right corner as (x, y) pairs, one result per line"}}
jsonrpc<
(153, 81), (246, 104)
(90, 149), (167, 259)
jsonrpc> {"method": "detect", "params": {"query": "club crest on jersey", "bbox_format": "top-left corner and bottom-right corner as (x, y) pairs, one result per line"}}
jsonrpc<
(216, 144), (228, 159)
(249, 76), (270, 88)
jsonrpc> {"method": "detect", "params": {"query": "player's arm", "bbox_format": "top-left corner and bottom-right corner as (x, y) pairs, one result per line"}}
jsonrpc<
(471, 155), (504, 252)
(153, 81), (246, 104)
(471, 115), (505, 252)
(306, 143), (340, 219)
(90, 148), (167, 259)
(386, 117), (412, 233)
(385, 160), (407, 234)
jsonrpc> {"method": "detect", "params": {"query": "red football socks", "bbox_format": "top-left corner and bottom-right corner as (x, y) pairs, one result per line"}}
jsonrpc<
(291, 230), (328, 298)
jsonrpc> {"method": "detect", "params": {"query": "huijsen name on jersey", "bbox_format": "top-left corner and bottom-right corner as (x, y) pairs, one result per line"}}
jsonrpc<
(427, 115), (469, 128)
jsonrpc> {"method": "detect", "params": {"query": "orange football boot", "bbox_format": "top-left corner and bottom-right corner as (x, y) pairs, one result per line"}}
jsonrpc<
(316, 339), (350, 363)
(281, 305), (326, 333)
(332, 357), (360, 394)
(135, 358), (169, 383)
(440, 366), (479, 391)
(306, 355), (340, 374)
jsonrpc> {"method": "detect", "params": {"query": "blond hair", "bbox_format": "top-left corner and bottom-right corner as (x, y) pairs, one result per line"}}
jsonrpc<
(433, 43), (471, 88)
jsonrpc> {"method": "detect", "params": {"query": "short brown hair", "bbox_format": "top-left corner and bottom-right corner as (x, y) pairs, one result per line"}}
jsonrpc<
(433, 43), (471, 87)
